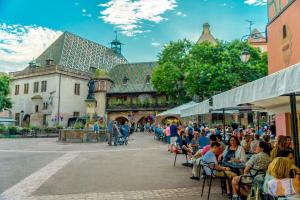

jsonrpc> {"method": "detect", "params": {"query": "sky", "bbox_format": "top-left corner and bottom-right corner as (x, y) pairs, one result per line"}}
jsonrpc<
(0, 0), (268, 72)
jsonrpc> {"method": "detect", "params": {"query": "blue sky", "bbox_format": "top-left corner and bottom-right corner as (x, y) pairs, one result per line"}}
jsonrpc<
(0, 0), (267, 72)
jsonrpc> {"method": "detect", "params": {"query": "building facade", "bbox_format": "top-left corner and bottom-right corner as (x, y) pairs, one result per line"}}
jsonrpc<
(267, 0), (300, 135)
(9, 32), (173, 127)
(10, 66), (90, 127)
(106, 62), (172, 125)
(247, 28), (268, 53)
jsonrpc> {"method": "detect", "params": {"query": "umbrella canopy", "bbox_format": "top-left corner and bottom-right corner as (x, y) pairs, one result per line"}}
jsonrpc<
(212, 62), (300, 114)
(180, 100), (210, 117)
(157, 101), (197, 117)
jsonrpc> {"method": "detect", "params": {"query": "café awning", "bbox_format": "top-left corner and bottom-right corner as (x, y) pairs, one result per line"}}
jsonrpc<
(212, 62), (300, 113)
(180, 100), (210, 117)
(212, 62), (300, 167)
(157, 101), (197, 117)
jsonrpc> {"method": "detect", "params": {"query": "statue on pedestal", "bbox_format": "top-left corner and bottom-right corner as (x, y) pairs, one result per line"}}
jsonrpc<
(87, 79), (96, 100)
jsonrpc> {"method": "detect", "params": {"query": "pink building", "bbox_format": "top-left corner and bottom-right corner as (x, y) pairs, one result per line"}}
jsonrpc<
(267, 0), (300, 135)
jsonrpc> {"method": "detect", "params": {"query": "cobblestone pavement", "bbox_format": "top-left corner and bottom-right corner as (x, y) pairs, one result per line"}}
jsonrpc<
(0, 133), (225, 200)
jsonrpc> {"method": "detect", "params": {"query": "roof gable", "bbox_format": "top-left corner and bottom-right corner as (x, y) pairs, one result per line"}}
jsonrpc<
(35, 32), (128, 72)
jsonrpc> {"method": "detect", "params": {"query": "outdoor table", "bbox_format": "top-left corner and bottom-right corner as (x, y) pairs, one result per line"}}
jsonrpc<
(245, 152), (254, 160)
(222, 161), (245, 175)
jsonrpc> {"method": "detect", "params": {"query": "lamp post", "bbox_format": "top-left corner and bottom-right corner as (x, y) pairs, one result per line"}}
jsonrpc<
(240, 49), (251, 63)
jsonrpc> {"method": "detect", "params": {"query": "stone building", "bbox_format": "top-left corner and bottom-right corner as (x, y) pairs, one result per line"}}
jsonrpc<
(107, 62), (170, 125)
(9, 32), (170, 127)
(9, 32), (127, 127)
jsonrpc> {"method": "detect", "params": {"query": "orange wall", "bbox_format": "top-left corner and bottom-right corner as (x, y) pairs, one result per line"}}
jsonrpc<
(267, 0), (300, 74)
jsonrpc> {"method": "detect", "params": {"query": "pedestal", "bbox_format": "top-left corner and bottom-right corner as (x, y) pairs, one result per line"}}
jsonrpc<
(85, 99), (97, 122)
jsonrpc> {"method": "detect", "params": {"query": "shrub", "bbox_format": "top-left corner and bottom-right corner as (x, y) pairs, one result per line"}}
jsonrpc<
(74, 122), (84, 129)
(55, 125), (63, 130)
(0, 125), (7, 134)
(8, 126), (17, 135)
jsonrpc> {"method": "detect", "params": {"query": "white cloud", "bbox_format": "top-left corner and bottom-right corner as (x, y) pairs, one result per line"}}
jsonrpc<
(244, 0), (267, 6)
(176, 11), (186, 17)
(99, 0), (177, 36)
(82, 8), (87, 13)
(0, 23), (62, 72)
(151, 42), (161, 47)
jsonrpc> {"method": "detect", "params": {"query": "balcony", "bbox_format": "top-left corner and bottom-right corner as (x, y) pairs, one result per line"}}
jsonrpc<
(106, 103), (176, 112)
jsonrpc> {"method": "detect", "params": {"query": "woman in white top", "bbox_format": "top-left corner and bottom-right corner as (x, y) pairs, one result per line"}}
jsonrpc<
(267, 157), (300, 199)
(218, 135), (247, 164)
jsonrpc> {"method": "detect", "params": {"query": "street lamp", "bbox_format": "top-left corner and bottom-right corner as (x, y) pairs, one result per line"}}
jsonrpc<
(240, 49), (251, 63)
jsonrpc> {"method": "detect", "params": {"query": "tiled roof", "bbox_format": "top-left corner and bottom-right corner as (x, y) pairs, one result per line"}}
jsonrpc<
(34, 32), (128, 72)
(248, 29), (266, 43)
(108, 62), (157, 94)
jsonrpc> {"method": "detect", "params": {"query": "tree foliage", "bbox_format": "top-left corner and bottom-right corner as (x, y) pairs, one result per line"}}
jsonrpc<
(152, 40), (268, 104)
(0, 74), (12, 111)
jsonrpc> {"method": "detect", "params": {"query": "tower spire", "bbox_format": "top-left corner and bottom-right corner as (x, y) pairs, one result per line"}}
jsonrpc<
(111, 31), (123, 55)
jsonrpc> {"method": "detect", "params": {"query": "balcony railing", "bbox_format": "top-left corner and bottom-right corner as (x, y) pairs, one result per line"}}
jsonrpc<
(106, 103), (176, 111)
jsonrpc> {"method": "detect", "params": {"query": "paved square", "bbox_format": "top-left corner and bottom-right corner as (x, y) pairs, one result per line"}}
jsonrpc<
(0, 134), (226, 200)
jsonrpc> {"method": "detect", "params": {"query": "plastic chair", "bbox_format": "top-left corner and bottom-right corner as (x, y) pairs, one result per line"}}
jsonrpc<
(237, 168), (266, 198)
(173, 146), (188, 166)
(200, 161), (229, 200)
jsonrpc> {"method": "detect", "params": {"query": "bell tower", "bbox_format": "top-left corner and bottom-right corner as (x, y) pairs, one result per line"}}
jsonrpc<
(110, 31), (123, 55)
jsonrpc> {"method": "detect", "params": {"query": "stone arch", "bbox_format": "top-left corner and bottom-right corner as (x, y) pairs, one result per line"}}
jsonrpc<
(159, 116), (182, 125)
(114, 116), (129, 125)
(23, 114), (30, 127)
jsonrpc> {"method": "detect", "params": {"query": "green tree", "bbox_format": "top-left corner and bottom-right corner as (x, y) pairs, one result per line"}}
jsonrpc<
(152, 39), (192, 103)
(0, 74), (12, 111)
(152, 39), (268, 104)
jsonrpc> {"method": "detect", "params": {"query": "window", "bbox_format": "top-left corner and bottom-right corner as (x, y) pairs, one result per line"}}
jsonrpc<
(33, 82), (39, 93)
(15, 113), (20, 126)
(123, 76), (129, 85)
(41, 81), (47, 92)
(73, 112), (80, 117)
(43, 102), (48, 110)
(146, 75), (151, 84)
(35, 105), (39, 113)
(24, 83), (29, 94)
(15, 85), (20, 95)
(283, 25), (287, 39)
(74, 83), (80, 95)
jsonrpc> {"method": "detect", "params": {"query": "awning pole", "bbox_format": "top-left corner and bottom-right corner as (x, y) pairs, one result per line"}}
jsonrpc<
(223, 108), (226, 140)
(290, 94), (300, 167)
(257, 112), (260, 133)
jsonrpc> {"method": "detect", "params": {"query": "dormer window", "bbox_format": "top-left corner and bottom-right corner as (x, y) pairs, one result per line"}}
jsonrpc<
(123, 76), (129, 85)
(146, 75), (151, 84)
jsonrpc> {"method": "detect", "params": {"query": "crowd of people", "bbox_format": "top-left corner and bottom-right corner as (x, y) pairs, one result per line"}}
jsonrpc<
(153, 121), (300, 200)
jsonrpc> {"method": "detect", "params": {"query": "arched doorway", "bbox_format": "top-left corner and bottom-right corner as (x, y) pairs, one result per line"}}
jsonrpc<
(115, 116), (129, 125)
(161, 116), (181, 125)
(22, 114), (30, 127)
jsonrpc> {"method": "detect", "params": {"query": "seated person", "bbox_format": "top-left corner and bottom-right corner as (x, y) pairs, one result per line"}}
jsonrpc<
(240, 135), (252, 153)
(216, 134), (226, 151)
(262, 134), (272, 150)
(266, 157), (300, 198)
(231, 142), (272, 199)
(190, 135), (219, 180)
(198, 130), (210, 148)
(250, 134), (261, 153)
(202, 142), (236, 195)
(176, 130), (190, 155)
(219, 136), (247, 165)
(277, 150), (300, 177)
(189, 131), (200, 155)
